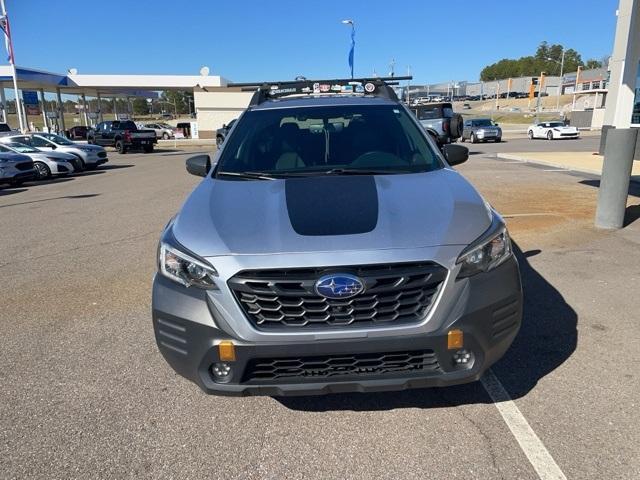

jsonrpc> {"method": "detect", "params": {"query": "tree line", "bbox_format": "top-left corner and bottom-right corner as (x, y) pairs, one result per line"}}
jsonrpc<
(480, 42), (606, 81)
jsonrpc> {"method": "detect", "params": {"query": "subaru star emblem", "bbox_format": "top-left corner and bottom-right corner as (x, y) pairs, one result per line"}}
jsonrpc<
(315, 274), (364, 299)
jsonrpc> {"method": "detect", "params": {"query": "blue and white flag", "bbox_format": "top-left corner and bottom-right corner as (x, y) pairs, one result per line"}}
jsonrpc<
(348, 27), (355, 78)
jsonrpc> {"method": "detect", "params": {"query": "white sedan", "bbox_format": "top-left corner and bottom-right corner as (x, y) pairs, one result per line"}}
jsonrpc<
(0, 141), (75, 179)
(528, 121), (580, 140)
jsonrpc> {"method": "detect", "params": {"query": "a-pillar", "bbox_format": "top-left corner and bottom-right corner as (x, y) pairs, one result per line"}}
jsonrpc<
(39, 89), (49, 132)
(56, 88), (66, 133)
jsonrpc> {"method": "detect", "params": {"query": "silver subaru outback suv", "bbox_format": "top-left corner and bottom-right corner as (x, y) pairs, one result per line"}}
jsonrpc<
(152, 77), (522, 396)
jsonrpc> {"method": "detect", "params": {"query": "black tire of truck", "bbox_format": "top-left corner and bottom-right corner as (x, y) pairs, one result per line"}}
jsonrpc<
(143, 144), (154, 154)
(116, 140), (127, 154)
(449, 114), (464, 138)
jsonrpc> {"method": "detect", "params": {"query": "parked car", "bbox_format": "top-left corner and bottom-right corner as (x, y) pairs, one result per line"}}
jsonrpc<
(1, 133), (108, 170)
(87, 120), (156, 153)
(460, 118), (502, 143)
(151, 77), (522, 396)
(462, 103), (471, 110)
(143, 123), (175, 140)
(215, 119), (236, 147)
(527, 121), (579, 140)
(0, 141), (75, 179)
(0, 151), (35, 186)
(67, 126), (89, 140)
(411, 102), (464, 147)
(0, 123), (19, 137)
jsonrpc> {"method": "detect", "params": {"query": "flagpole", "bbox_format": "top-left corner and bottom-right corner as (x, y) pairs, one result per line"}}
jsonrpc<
(0, 0), (24, 132)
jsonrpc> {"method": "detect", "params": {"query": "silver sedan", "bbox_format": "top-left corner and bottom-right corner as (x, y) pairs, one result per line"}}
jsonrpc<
(0, 141), (75, 179)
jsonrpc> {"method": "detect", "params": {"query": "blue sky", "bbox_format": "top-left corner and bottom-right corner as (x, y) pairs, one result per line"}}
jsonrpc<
(7, 0), (619, 84)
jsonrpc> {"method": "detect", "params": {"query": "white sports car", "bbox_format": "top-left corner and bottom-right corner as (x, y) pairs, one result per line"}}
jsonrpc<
(528, 121), (580, 140)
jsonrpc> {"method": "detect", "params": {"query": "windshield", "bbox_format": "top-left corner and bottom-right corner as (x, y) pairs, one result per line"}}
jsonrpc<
(545, 122), (565, 127)
(113, 120), (138, 130)
(6, 142), (39, 153)
(216, 105), (442, 177)
(0, 124), (11, 132)
(39, 133), (74, 145)
(473, 119), (494, 127)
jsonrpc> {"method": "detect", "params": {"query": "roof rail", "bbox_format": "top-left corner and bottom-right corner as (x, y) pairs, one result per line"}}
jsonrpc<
(228, 76), (412, 106)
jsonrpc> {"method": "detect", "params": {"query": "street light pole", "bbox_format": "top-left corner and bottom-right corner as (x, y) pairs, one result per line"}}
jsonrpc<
(341, 19), (355, 79)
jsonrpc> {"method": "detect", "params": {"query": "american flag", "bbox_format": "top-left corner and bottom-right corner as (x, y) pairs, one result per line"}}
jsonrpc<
(0, 14), (14, 64)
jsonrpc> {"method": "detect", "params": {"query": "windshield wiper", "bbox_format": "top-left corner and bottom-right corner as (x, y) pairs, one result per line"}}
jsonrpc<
(320, 168), (412, 176)
(216, 171), (279, 180)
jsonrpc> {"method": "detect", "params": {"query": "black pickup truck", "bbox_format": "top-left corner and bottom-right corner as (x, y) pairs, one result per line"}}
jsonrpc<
(87, 120), (157, 154)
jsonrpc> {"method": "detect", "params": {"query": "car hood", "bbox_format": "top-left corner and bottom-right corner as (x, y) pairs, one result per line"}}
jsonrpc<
(62, 144), (104, 152)
(172, 169), (492, 257)
(0, 152), (31, 164)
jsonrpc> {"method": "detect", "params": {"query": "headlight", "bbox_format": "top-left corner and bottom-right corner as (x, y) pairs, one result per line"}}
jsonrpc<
(158, 235), (218, 289)
(457, 218), (512, 278)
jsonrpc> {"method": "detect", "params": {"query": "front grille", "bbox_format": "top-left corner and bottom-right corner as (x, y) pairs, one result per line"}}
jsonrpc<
(228, 262), (447, 330)
(243, 349), (440, 383)
(97, 151), (107, 158)
(15, 161), (33, 171)
(57, 165), (69, 173)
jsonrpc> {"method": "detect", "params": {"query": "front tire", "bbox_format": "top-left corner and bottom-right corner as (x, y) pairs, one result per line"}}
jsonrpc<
(470, 133), (477, 144)
(162, 132), (170, 140)
(528, 130), (534, 140)
(547, 131), (554, 140)
(116, 140), (127, 154)
(34, 162), (51, 180)
(143, 145), (154, 153)
(216, 136), (224, 147)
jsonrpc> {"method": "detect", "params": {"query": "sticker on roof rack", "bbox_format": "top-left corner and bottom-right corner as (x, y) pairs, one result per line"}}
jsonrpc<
(270, 87), (297, 95)
(319, 84), (331, 93)
(355, 84), (365, 93)
(313, 83), (321, 94)
(341, 85), (354, 93)
(364, 82), (376, 93)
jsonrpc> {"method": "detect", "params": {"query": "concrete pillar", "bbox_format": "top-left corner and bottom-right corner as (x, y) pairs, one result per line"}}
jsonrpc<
(0, 86), (6, 123)
(603, 0), (640, 128)
(97, 92), (103, 122)
(81, 93), (89, 126)
(39, 89), (49, 132)
(113, 97), (118, 119)
(595, 128), (638, 228)
(56, 88), (66, 133)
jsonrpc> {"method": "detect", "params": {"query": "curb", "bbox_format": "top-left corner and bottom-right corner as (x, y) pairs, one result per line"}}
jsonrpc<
(494, 153), (640, 185)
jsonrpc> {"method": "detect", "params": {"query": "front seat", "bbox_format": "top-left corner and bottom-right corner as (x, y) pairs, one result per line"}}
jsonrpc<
(274, 123), (305, 170)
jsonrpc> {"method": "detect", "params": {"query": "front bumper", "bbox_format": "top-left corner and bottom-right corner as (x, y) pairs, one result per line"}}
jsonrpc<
(152, 256), (522, 396)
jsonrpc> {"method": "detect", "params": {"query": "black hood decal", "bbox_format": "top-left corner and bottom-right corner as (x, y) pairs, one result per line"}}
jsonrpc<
(285, 176), (379, 236)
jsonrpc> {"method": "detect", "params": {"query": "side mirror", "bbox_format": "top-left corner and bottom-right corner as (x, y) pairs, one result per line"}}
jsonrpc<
(186, 154), (211, 177)
(443, 144), (469, 166)
(494, 122), (499, 126)
(50, 144), (57, 149)
(222, 124), (227, 129)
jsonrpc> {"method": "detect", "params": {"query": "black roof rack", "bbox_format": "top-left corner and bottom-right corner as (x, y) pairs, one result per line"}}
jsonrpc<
(228, 76), (412, 106)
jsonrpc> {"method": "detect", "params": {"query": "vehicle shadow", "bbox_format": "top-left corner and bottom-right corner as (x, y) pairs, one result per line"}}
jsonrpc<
(0, 193), (100, 209)
(25, 177), (75, 187)
(276, 242), (578, 411)
(98, 164), (135, 170)
(0, 187), (28, 196)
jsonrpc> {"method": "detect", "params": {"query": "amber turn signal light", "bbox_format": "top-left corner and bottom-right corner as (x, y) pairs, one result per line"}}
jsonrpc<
(218, 341), (236, 361)
(447, 329), (464, 350)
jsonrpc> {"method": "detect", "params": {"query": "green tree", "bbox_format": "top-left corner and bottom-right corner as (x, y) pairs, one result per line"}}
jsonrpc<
(159, 90), (194, 115)
(480, 42), (595, 81)
(132, 98), (150, 115)
(584, 59), (603, 70)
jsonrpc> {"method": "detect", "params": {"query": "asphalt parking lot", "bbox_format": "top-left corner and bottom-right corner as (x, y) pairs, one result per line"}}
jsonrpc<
(1, 140), (639, 479)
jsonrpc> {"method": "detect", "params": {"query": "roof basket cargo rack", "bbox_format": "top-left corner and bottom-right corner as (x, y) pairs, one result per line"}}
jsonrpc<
(228, 76), (412, 106)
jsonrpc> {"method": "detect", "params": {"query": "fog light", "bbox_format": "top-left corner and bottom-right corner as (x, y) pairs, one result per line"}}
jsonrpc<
(453, 349), (473, 365)
(212, 362), (232, 382)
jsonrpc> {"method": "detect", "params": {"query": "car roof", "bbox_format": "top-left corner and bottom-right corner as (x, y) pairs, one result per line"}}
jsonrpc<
(249, 94), (398, 111)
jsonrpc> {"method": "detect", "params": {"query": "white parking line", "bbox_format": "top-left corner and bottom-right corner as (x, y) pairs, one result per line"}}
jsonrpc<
(481, 369), (567, 480)
(541, 168), (570, 172)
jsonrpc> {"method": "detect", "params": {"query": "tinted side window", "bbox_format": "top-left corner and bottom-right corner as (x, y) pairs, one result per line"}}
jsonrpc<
(30, 136), (50, 147)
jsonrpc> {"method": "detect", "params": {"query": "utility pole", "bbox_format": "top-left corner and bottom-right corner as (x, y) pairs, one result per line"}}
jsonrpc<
(572, 66), (582, 112)
(556, 49), (566, 111)
(0, 0), (25, 132)
(535, 71), (546, 123)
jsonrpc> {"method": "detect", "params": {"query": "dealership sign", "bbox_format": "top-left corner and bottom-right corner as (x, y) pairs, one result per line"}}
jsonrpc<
(22, 90), (40, 116)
